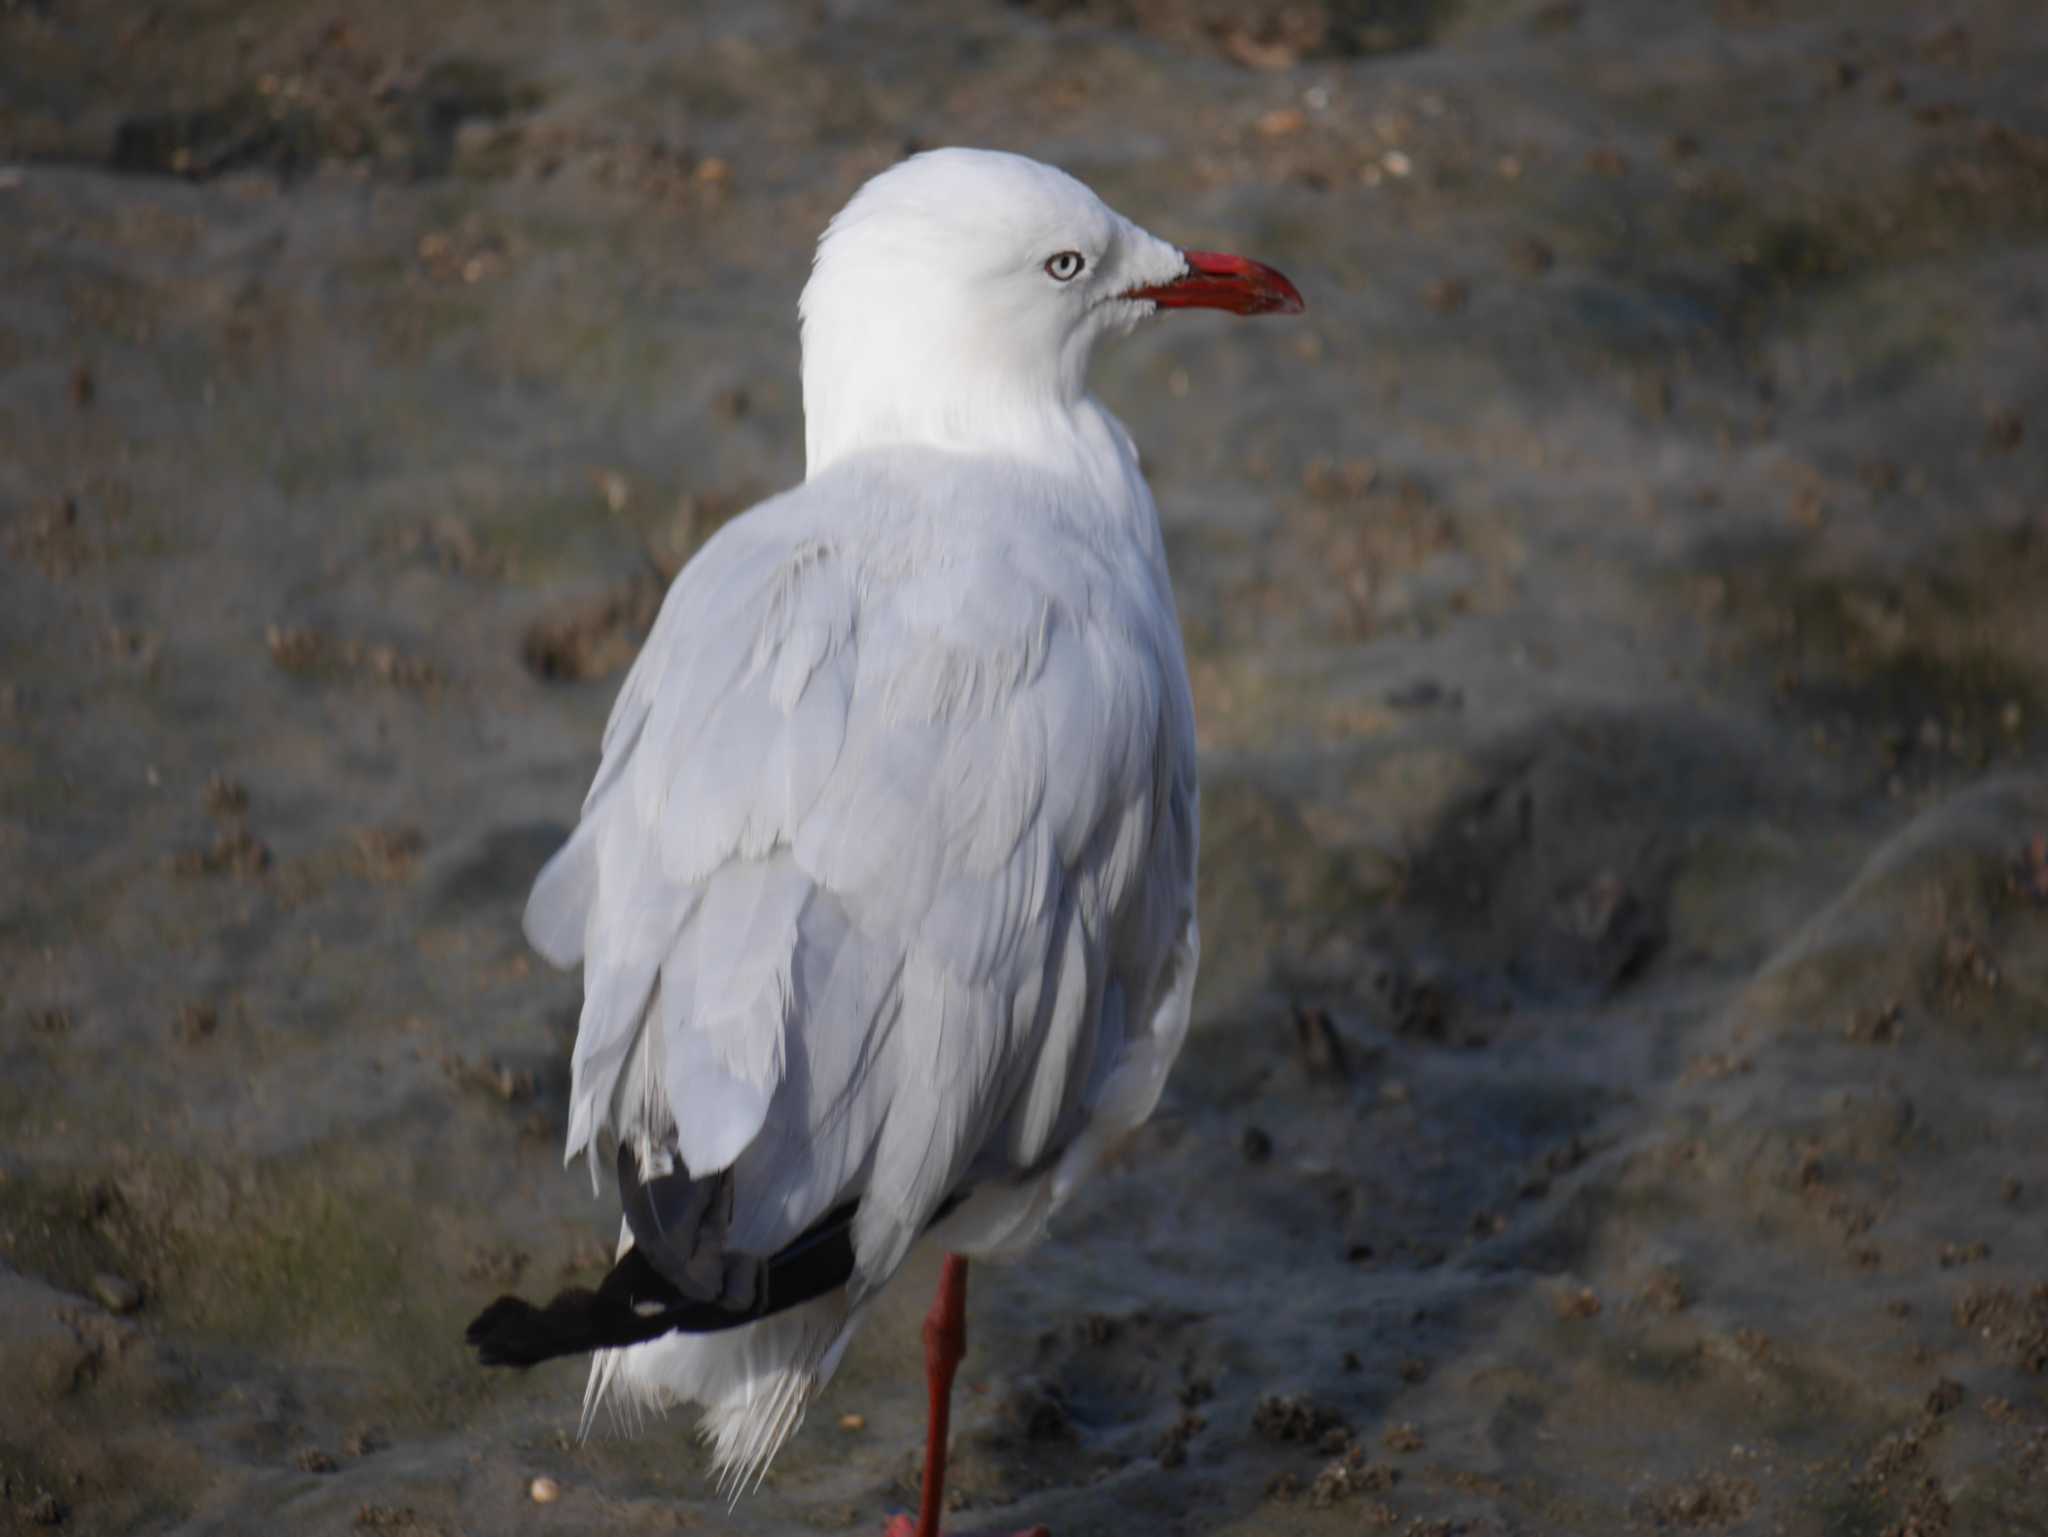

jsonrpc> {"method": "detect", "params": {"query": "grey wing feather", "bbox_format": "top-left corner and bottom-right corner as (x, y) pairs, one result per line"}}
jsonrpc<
(528, 449), (1197, 1287)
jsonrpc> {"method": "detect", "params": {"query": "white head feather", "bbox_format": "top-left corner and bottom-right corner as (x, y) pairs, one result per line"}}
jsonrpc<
(798, 148), (1191, 476)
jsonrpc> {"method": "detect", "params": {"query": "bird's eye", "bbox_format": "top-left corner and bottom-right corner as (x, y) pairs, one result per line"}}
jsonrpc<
(1044, 251), (1086, 283)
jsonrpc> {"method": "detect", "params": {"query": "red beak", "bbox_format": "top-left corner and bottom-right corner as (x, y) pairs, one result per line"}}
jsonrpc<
(1123, 249), (1305, 316)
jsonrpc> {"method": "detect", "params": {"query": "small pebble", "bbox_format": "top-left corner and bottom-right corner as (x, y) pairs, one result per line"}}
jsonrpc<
(91, 1272), (142, 1314)
(838, 1411), (866, 1431)
(529, 1475), (561, 1504)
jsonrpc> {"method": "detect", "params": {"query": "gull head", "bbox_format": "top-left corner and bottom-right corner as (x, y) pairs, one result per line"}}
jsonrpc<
(799, 147), (1302, 475)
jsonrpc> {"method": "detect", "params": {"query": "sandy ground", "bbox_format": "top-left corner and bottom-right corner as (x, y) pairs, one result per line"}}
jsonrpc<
(4, 1), (2048, 1533)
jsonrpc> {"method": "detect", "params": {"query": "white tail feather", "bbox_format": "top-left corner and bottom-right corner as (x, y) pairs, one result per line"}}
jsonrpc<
(580, 1288), (859, 1492)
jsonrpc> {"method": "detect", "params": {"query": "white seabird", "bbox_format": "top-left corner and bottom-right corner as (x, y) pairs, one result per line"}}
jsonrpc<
(467, 146), (1302, 1537)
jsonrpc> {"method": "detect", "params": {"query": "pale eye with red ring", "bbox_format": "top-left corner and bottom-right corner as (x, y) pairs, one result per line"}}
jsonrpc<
(1043, 251), (1085, 282)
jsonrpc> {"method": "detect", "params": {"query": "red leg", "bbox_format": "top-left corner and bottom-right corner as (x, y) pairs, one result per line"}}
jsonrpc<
(882, 1254), (1047, 1537)
(915, 1253), (969, 1537)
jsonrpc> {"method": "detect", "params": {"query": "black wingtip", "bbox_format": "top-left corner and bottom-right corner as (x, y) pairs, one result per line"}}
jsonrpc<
(465, 1295), (545, 1367)
(463, 1194), (889, 1370)
(465, 1290), (602, 1368)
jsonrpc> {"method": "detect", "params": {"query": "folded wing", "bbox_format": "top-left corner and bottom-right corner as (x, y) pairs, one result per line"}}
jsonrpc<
(525, 449), (1196, 1290)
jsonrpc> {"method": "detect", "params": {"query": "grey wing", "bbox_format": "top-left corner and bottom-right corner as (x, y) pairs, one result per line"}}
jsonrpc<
(525, 465), (1196, 1287)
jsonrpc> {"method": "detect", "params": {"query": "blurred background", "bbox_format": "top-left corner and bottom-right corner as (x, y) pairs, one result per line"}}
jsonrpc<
(4, 1), (2047, 1533)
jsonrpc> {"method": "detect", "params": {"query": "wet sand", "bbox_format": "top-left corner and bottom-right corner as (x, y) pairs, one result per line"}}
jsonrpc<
(3, 1), (2047, 1532)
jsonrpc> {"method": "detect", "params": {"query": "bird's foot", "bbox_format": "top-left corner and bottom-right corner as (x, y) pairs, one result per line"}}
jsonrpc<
(882, 1518), (1049, 1537)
